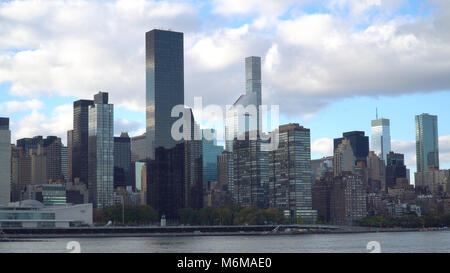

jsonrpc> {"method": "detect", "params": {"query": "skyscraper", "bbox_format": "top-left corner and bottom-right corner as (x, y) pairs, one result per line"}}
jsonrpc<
(0, 117), (11, 206)
(114, 132), (132, 189)
(415, 113), (439, 172)
(371, 118), (391, 162)
(268, 124), (317, 223)
(88, 92), (114, 209)
(233, 131), (269, 209)
(385, 151), (406, 190)
(131, 133), (146, 162)
(225, 56), (262, 152)
(41, 136), (62, 182)
(67, 130), (73, 181)
(202, 129), (224, 185)
(334, 131), (369, 166)
(145, 29), (203, 219)
(217, 151), (234, 202)
(61, 146), (68, 181)
(146, 29), (184, 160)
(73, 99), (94, 185)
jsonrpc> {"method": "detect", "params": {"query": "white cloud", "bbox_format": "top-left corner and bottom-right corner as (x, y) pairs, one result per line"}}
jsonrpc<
(0, 99), (44, 114)
(0, 0), (199, 112)
(312, 137), (334, 156)
(115, 118), (144, 136)
(11, 104), (73, 145)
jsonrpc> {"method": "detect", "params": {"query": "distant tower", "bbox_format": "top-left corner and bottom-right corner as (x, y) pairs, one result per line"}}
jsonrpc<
(0, 117), (11, 206)
(88, 92), (114, 209)
(415, 113), (439, 172)
(225, 56), (262, 152)
(371, 110), (391, 162)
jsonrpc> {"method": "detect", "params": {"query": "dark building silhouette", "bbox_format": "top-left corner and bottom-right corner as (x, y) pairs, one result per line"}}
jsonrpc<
(114, 132), (132, 189)
(385, 151), (407, 190)
(334, 131), (369, 166)
(17, 136), (43, 155)
(72, 99), (94, 185)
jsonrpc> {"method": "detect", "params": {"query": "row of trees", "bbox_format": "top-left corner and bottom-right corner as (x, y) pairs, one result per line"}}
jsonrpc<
(94, 205), (159, 226)
(94, 205), (297, 226)
(357, 214), (450, 228)
(178, 206), (297, 226)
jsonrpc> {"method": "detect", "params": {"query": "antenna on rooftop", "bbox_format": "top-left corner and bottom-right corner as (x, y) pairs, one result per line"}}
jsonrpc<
(376, 108), (378, 120)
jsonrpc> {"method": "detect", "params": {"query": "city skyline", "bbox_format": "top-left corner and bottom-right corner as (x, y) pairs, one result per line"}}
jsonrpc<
(2, 0), (450, 180)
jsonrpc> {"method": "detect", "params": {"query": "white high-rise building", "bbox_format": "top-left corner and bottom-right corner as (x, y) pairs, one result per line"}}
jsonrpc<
(371, 118), (391, 162)
(0, 117), (11, 206)
(225, 56), (262, 151)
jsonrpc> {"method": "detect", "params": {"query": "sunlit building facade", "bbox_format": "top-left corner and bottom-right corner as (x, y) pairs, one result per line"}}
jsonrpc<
(371, 118), (391, 162)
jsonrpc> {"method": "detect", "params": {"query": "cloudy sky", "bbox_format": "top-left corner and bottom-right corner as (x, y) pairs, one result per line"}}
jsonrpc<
(1, 0), (450, 179)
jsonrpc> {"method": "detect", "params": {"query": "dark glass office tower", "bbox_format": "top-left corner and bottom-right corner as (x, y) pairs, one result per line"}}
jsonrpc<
(73, 99), (94, 185)
(146, 29), (194, 220)
(334, 131), (369, 166)
(146, 29), (184, 160)
(385, 151), (406, 190)
(114, 132), (132, 189)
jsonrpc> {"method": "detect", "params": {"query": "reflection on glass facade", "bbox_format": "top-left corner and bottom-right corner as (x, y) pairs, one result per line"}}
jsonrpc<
(268, 124), (317, 223)
(73, 100), (94, 185)
(88, 92), (114, 209)
(0, 117), (11, 206)
(146, 29), (184, 160)
(334, 131), (369, 166)
(202, 129), (224, 184)
(415, 113), (439, 172)
(371, 118), (391, 162)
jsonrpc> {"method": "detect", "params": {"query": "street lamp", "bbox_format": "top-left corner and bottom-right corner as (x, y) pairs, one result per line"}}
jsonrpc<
(120, 195), (125, 225)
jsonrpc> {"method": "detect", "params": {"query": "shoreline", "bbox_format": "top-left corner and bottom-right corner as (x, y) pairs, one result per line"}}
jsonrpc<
(2, 227), (445, 240)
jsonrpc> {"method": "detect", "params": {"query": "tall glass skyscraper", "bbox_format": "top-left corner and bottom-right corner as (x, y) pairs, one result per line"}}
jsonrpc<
(371, 118), (391, 162)
(415, 113), (439, 172)
(73, 99), (94, 185)
(88, 92), (114, 209)
(146, 29), (184, 160)
(145, 29), (203, 219)
(0, 117), (11, 206)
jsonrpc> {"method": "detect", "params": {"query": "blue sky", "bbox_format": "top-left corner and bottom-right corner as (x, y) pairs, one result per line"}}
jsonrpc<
(1, 0), (450, 178)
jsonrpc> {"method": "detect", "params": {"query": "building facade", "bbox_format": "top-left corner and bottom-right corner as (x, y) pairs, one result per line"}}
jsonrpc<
(114, 132), (132, 188)
(0, 118), (11, 206)
(415, 113), (439, 172)
(334, 131), (369, 166)
(88, 92), (114, 209)
(72, 99), (94, 185)
(371, 118), (391, 162)
(232, 131), (269, 209)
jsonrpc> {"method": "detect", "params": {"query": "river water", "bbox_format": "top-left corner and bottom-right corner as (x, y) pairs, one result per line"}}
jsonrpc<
(1, 231), (450, 253)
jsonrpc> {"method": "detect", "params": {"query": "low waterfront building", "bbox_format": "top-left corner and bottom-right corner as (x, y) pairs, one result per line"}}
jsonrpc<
(0, 200), (93, 228)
